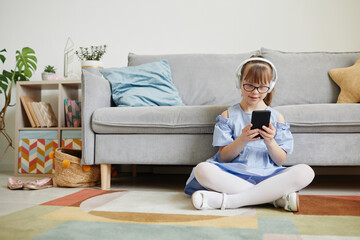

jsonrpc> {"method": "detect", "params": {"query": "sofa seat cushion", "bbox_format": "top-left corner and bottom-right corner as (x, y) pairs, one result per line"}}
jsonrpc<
(92, 105), (229, 134)
(274, 104), (360, 133)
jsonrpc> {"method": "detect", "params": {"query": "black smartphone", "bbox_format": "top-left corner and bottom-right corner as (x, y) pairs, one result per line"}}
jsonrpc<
(251, 110), (271, 139)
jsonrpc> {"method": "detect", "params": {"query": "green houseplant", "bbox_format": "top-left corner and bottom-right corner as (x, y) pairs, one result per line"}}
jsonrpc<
(76, 44), (107, 69)
(44, 65), (56, 73)
(42, 65), (56, 80)
(0, 47), (37, 158)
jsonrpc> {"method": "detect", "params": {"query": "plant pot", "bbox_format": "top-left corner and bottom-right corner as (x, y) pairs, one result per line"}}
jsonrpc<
(81, 60), (104, 69)
(42, 72), (56, 81)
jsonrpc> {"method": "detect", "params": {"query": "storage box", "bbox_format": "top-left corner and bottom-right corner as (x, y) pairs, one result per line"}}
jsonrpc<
(18, 131), (58, 174)
(54, 148), (100, 187)
(61, 130), (82, 150)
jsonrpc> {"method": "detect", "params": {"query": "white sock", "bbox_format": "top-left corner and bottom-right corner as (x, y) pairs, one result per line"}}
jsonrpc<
(273, 198), (286, 208)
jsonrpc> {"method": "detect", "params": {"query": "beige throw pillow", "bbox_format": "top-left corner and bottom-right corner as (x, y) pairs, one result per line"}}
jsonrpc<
(329, 57), (360, 103)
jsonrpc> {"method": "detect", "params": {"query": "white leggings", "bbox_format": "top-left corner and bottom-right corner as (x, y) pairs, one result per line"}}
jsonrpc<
(193, 162), (315, 208)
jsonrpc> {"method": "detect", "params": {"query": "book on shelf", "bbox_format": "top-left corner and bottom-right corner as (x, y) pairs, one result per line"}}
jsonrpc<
(64, 99), (81, 127)
(31, 102), (47, 127)
(27, 102), (40, 127)
(20, 95), (58, 128)
(19, 96), (36, 127)
(38, 102), (58, 127)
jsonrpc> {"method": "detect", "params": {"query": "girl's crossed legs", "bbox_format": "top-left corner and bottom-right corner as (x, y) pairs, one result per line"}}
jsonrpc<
(193, 162), (315, 209)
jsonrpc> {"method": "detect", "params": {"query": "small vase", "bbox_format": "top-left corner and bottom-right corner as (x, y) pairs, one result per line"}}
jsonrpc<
(81, 60), (104, 69)
(42, 72), (56, 81)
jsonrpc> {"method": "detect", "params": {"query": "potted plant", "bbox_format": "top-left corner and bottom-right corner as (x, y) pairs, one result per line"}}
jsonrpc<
(42, 65), (56, 80)
(75, 44), (107, 69)
(0, 47), (37, 158)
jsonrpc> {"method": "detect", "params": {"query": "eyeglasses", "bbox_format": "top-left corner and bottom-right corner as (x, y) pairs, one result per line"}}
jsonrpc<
(242, 83), (270, 93)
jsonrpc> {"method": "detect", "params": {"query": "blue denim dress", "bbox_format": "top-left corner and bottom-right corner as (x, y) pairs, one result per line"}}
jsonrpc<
(184, 103), (294, 195)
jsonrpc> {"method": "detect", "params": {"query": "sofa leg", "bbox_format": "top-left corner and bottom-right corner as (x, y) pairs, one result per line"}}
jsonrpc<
(101, 164), (111, 190)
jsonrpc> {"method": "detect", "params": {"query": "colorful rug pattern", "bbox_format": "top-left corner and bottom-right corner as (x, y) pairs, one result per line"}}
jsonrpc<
(0, 189), (359, 240)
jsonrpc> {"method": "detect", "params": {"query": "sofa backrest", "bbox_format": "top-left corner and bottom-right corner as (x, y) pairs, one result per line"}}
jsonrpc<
(128, 49), (360, 107)
(261, 48), (360, 106)
(128, 52), (257, 106)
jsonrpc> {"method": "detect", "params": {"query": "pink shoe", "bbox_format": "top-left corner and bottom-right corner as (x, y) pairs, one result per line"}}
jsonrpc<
(24, 177), (53, 190)
(7, 177), (24, 190)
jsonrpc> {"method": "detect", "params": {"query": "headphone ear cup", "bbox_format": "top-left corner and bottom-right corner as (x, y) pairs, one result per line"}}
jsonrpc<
(235, 77), (241, 89)
(268, 81), (275, 92)
(235, 63), (243, 89)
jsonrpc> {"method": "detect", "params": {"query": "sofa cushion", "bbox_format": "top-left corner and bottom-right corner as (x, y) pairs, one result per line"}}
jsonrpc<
(100, 60), (184, 107)
(261, 48), (360, 107)
(274, 104), (360, 133)
(128, 52), (258, 106)
(92, 105), (229, 134)
(329, 57), (360, 103)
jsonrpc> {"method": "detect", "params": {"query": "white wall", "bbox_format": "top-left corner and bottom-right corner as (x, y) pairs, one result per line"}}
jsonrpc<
(1, 0), (360, 171)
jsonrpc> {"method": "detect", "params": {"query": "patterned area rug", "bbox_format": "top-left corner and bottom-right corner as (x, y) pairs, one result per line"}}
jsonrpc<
(0, 189), (359, 240)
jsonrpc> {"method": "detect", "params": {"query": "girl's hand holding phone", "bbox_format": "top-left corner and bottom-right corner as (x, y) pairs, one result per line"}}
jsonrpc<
(240, 123), (260, 142)
(259, 123), (276, 143)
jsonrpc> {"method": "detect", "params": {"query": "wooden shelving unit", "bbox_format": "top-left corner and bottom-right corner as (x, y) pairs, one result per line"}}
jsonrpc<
(14, 80), (81, 176)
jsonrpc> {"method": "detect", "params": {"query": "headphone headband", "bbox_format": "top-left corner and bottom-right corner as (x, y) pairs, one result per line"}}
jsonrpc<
(235, 57), (278, 92)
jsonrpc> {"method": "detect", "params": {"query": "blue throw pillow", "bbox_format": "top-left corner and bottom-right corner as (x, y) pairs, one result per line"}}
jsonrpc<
(100, 60), (184, 107)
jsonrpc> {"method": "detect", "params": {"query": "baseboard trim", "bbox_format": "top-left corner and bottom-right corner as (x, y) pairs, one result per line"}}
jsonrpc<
(118, 164), (360, 175)
(309, 166), (360, 175)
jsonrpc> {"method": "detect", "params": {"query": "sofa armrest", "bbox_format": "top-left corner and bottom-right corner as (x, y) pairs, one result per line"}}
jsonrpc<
(81, 69), (112, 165)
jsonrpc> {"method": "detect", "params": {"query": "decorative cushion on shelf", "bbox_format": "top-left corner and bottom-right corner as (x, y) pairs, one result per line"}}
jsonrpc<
(328, 57), (360, 103)
(100, 60), (184, 107)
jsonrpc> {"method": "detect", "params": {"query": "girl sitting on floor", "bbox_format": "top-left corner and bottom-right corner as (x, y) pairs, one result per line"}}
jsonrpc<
(184, 54), (315, 211)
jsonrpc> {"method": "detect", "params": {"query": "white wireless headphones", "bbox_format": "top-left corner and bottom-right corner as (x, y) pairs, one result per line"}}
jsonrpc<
(235, 57), (278, 93)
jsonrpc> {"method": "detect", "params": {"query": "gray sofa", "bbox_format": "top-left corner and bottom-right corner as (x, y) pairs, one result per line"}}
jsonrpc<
(82, 48), (360, 190)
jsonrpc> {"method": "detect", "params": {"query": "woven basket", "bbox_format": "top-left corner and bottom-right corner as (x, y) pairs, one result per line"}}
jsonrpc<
(54, 148), (100, 187)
